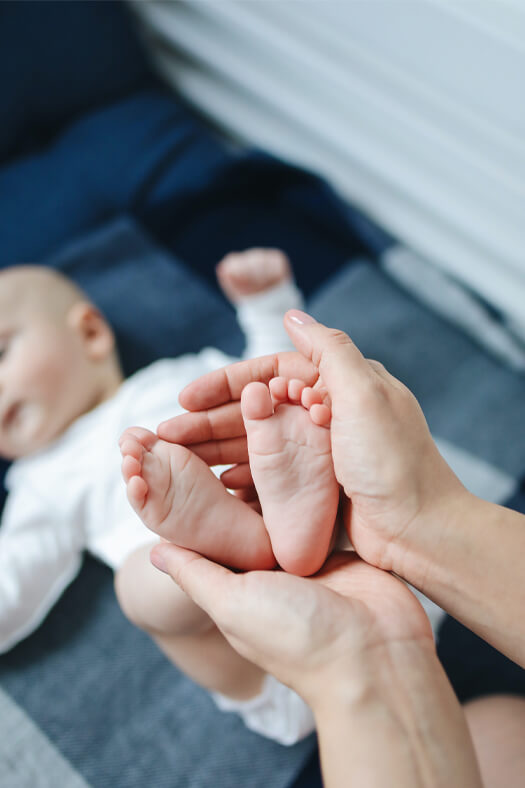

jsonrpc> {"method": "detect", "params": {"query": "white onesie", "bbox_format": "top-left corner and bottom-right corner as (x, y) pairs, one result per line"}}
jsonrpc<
(0, 280), (315, 745)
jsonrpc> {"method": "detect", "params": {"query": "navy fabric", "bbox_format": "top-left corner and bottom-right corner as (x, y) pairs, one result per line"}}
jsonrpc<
(0, 85), (364, 298)
(0, 90), (208, 268)
(47, 217), (243, 377)
(0, 3), (364, 299)
(140, 150), (369, 297)
(0, 0), (366, 301)
(0, 0), (158, 163)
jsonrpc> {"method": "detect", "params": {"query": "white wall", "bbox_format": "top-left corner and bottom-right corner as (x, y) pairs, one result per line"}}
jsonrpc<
(131, 0), (525, 333)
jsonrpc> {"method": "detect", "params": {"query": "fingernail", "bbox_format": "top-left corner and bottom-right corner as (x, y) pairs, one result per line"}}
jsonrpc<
(287, 309), (316, 325)
(150, 546), (168, 573)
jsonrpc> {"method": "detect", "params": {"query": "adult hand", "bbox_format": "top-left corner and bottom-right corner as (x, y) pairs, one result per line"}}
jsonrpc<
(149, 543), (433, 708)
(158, 311), (468, 576)
(150, 542), (482, 787)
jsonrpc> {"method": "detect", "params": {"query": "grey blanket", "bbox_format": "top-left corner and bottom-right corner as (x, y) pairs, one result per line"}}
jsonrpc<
(1, 225), (525, 788)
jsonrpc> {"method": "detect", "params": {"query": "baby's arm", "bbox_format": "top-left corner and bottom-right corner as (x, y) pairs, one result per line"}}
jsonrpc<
(0, 488), (83, 653)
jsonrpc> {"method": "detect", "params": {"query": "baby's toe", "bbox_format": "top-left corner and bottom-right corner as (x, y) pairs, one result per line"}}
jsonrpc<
(310, 403), (331, 427)
(119, 426), (157, 451)
(241, 382), (274, 421)
(119, 437), (144, 462)
(121, 454), (142, 482)
(288, 379), (306, 402)
(269, 376), (288, 404)
(301, 386), (323, 409)
(126, 475), (148, 508)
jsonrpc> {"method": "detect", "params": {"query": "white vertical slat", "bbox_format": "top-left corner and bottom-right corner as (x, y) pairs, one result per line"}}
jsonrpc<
(131, 0), (525, 328)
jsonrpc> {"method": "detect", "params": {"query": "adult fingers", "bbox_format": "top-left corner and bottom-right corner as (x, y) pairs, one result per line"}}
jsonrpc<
(234, 487), (259, 505)
(220, 463), (253, 489)
(150, 544), (236, 622)
(181, 437), (249, 466)
(284, 311), (374, 399)
(178, 352), (317, 412)
(158, 402), (245, 445)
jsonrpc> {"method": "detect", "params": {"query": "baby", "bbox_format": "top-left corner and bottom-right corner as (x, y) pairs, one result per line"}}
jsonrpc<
(0, 251), (304, 660)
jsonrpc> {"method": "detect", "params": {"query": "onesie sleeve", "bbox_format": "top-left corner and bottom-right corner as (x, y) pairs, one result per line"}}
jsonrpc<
(0, 485), (84, 653)
(235, 280), (304, 360)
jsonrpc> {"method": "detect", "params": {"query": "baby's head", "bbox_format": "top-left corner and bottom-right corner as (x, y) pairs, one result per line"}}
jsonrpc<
(0, 265), (123, 461)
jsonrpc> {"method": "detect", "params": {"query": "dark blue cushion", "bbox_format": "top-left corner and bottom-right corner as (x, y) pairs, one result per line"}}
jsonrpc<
(48, 216), (243, 377)
(0, 85), (364, 297)
(0, 0), (158, 163)
(0, 90), (214, 268)
(0, 0), (364, 299)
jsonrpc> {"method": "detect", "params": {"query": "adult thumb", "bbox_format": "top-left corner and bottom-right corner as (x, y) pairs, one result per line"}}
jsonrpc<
(284, 310), (371, 396)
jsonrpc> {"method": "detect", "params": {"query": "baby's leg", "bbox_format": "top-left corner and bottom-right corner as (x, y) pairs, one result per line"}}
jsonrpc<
(216, 248), (292, 302)
(115, 544), (265, 700)
(241, 379), (339, 576)
(120, 427), (275, 570)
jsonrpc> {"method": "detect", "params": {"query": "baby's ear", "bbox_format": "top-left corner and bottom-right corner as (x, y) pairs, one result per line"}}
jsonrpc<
(67, 302), (115, 360)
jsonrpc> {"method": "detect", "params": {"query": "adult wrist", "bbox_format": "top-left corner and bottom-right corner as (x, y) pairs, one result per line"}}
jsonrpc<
(310, 640), (482, 788)
(395, 489), (525, 665)
(308, 638), (432, 721)
(388, 481), (475, 593)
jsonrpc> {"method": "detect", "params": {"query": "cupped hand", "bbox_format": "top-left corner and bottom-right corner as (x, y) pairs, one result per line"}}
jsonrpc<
(282, 313), (469, 571)
(158, 311), (467, 575)
(150, 542), (434, 710)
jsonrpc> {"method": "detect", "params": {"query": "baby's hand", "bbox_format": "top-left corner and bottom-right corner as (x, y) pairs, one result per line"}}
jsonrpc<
(216, 248), (292, 304)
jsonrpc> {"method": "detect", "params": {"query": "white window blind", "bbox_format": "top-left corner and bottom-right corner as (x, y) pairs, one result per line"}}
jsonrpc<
(131, 0), (525, 331)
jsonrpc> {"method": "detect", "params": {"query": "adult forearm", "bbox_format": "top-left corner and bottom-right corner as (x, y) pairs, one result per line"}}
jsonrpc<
(312, 642), (482, 788)
(399, 491), (525, 666)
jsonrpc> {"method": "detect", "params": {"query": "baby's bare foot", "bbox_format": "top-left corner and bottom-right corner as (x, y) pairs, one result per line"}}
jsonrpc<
(241, 379), (339, 576)
(216, 248), (292, 303)
(119, 426), (275, 570)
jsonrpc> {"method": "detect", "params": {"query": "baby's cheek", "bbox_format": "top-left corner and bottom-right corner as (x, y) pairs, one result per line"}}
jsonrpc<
(30, 343), (79, 401)
(32, 351), (68, 387)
